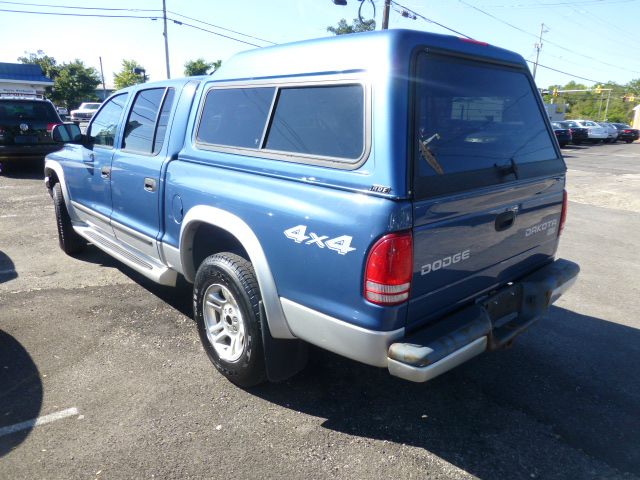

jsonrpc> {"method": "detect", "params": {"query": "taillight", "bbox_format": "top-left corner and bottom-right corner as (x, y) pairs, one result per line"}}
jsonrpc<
(364, 231), (413, 305)
(623, 129), (632, 133)
(559, 189), (568, 236)
(47, 122), (60, 132)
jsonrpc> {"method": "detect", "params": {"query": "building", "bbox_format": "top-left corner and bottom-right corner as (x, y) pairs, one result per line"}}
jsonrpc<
(0, 62), (54, 96)
(633, 104), (640, 129)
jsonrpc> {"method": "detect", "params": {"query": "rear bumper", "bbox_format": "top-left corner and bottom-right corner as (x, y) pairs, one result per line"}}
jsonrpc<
(0, 144), (62, 162)
(387, 258), (579, 382)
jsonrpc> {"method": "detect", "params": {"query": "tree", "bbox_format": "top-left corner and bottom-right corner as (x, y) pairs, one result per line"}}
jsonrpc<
(17, 50), (59, 80)
(113, 59), (147, 89)
(184, 58), (223, 76)
(49, 60), (100, 110)
(327, 17), (376, 35)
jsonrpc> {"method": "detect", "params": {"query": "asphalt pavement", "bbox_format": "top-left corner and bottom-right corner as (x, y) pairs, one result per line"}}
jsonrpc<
(0, 142), (639, 479)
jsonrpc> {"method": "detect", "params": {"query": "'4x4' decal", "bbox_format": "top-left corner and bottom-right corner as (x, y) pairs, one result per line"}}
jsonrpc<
(284, 225), (356, 255)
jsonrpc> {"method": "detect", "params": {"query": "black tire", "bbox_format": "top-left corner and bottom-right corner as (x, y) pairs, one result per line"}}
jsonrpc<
(573, 140), (582, 145)
(52, 182), (85, 255)
(193, 252), (266, 387)
(626, 140), (633, 144)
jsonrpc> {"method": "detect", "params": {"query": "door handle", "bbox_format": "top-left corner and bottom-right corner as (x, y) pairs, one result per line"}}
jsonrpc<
(144, 177), (157, 192)
(495, 210), (516, 232)
(100, 166), (111, 179)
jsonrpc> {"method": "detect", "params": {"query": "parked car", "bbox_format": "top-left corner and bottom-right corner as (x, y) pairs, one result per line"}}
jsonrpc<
(69, 102), (101, 123)
(557, 120), (588, 145)
(0, 94), (63, 169)
(566, 119), (607, 142)
(44, 29), (578, 387)
(611, 123), (639, 143)
(597, 122), (619, 143)
(56, 105), (68, 119)
(551, 121), (572, 147)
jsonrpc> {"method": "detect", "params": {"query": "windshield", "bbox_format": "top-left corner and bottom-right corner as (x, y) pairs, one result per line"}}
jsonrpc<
(413, 53), (562, 198)
(82, 103), (101, 110)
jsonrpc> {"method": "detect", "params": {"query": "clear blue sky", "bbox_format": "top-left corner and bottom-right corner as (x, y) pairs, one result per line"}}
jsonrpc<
(1, 0), (639, 89)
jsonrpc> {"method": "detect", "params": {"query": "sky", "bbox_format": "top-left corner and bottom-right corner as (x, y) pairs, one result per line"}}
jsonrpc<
(1, 0), (639, 91)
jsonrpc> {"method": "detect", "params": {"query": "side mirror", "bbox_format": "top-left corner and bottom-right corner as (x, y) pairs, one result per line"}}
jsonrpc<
(52, 123), (82, 144)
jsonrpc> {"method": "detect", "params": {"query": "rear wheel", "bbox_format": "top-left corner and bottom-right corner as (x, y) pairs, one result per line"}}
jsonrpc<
(626, 140), (633, 144)
(193, 252), (266, 387)
(52, 182), (85, 255)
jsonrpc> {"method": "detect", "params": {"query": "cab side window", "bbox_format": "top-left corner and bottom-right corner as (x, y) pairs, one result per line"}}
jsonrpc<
(123, 88), (174, 155)
(87, 94), (128, 148)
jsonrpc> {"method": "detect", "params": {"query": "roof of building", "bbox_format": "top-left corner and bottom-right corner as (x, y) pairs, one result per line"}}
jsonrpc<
(0, 62), (54, 85)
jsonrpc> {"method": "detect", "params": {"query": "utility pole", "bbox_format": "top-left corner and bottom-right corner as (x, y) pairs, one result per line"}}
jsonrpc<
(381, 0), (391, 30)
(98, 56), (106, 100)
(532, 23), (546, 81)
(603, 89), (612, 121)
(162, 0), (171, 79)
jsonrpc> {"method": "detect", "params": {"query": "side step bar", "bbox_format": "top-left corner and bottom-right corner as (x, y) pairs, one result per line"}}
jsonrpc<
(74, 225), (177, 286)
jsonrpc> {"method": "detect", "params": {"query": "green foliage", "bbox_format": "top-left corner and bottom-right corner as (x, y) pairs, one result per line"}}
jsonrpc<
(184, 58), (222, 76)
(327, 17), (376, 35)
(17, 50), (59, 80)
(542, 78), (640, 123)
(49, 60), (100, 110)
(18, 52), (100, 110)
(113, 59), (147, 89)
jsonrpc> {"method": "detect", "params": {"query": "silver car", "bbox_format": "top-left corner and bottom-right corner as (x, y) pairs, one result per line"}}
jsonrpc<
(597, 122), (620, 143)
(566, 119), (607, 142)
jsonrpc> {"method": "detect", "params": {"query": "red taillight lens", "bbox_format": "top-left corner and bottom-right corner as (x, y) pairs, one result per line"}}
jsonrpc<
(559, 190), (568, 236)
(364, 231), (413, 305)
(47, 122), (60, 133)
(623, 129), (632, 133)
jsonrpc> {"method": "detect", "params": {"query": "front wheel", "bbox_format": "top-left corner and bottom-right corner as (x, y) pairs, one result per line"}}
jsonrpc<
(52, 182), (85, 255)
(193, 252), (266, 387)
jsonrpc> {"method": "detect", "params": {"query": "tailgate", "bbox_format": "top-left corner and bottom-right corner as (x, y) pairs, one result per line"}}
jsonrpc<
(407, 51), (566, 329)
(408, 177), (563, 329)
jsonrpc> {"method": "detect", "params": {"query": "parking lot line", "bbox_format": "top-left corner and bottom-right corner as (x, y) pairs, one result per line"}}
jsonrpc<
(0, 407), (79, 438)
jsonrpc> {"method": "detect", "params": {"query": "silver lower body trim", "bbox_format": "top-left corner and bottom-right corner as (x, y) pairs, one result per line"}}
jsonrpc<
(280, 298), (404, 367)
(387, 336), (487, 383)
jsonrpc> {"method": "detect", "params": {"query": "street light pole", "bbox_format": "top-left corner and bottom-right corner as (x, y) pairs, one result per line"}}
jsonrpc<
(162, 0), (171, 79)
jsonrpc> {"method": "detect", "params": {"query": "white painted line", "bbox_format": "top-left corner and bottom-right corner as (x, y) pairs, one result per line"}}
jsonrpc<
(0, 407), (79, 438)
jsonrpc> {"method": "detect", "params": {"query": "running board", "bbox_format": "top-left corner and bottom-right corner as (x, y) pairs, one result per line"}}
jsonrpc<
(74, 225), (177, 286)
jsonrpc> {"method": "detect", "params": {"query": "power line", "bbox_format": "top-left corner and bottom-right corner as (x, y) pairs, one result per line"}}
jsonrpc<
(167, 10), (276, 45)
(457, 0), (640, 74)
(0, 7), (267, 47)
(0, 0), (161, 12)
(391, 1), (473, 38)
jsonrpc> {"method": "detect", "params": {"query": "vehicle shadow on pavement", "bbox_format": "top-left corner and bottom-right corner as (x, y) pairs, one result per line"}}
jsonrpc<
(251, 306), (640, 479)
(0, 331), (43, 458)
(0, 251), (17, 284)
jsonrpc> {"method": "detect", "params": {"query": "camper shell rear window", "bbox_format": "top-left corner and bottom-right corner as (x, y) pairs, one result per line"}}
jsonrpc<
(412, 52), (564, 199)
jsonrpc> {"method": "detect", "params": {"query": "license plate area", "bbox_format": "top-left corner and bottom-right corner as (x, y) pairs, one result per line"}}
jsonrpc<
(482, 283), (523, 328)
(15, 135), (38, 144)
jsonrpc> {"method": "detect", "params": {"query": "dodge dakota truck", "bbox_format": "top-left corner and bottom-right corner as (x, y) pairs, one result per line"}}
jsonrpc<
(45, 29), (579, 387)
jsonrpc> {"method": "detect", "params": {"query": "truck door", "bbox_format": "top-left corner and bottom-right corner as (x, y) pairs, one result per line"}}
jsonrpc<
(109, 87), (176, 260)
(63, 93), (129, 235)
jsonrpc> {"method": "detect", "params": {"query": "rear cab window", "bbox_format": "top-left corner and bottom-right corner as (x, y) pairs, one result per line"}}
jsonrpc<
(0, 100), (59, 122)
(412, 52), (564, 199)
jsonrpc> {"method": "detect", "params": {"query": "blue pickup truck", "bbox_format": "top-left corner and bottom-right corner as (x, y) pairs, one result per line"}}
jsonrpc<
(44, 29), (579, 387)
